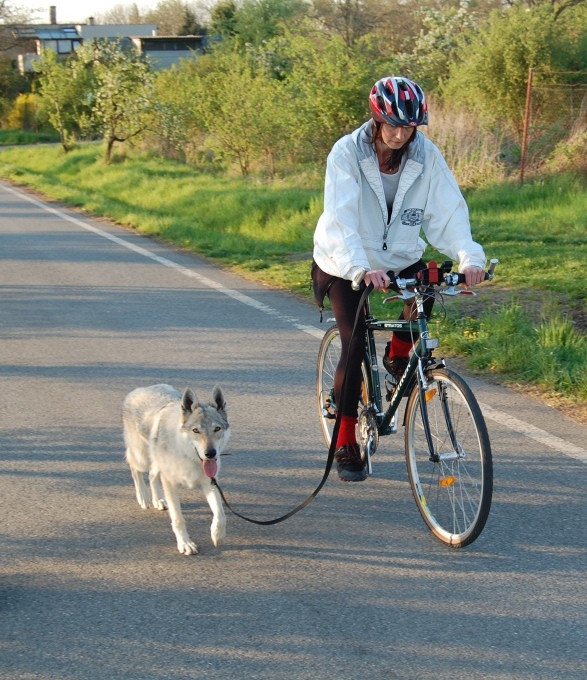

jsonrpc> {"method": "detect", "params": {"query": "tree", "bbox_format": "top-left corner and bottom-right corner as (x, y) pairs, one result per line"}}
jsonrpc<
(274, 28), (381, 159)
(397, 0), (480, 92)
(1, 0), (43, 54)
(154, 41), (298, 174)
(310, 0), (423, 50)
(209, 0), (238, 37)
(152, 57), (209, 162)
(443, 4), (571, 136)
(144, 0), (205, 35)
(179, 46), (277, 174)
(75, 40), (155, 163)
(0, 0), (39, 25)
(232, 0), (310, 46)
(208, 0), (311, 46)
(312, 0), (379, 47)
(97, 3), (144, 24)
(502, 0), (587, 20)
(181, 5), (205, 33)
(33, 49), (92, 150)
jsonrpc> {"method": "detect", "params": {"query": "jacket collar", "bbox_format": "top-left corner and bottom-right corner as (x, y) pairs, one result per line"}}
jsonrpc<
(352, 120), (425, 166)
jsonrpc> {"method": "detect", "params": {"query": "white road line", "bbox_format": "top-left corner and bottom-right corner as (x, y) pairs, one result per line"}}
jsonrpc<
(4, 181), (586, 462)
(480, 403), (587, 463)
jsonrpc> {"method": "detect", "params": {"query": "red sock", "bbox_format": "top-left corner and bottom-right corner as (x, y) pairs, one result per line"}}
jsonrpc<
(388, 334), (413, 358)
(336, 416), (358, 447)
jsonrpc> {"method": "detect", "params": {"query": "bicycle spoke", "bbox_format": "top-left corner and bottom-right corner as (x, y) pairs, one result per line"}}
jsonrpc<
(316, 325), (369, 449)
(405, 368), (492, 548)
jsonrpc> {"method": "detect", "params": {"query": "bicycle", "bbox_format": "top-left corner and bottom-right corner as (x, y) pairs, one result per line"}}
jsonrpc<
(316, 259), (498, 548)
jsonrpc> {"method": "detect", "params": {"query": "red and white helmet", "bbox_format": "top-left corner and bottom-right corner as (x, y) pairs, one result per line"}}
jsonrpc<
(369, 76), (429, 127)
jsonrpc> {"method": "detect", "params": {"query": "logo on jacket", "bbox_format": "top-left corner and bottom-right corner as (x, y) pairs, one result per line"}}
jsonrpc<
(401, 208), (424, 226)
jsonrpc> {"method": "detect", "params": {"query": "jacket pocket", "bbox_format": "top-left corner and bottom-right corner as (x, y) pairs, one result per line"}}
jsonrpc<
(362, 234), (424, 260)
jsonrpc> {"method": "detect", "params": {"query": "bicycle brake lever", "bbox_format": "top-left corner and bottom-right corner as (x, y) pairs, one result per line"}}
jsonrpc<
(443, 288), (477, 297)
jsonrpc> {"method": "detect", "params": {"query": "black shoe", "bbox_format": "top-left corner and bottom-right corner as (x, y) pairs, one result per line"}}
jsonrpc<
(382, 355), (409, 384)
(334, 443), (367, 482)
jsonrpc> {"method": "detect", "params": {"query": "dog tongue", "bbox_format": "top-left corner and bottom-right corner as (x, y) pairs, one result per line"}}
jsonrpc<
(203, 459), (218, 479)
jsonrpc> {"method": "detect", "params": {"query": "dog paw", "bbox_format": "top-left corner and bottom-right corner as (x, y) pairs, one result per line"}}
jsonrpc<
(152, 498), (167, 511)
(211, 522), (226, 548)
(177, 539), (198, 555)
(136, 495), (149, 510)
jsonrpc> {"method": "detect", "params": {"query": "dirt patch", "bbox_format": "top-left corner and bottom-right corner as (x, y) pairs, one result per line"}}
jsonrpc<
(453, 284), (587, 333)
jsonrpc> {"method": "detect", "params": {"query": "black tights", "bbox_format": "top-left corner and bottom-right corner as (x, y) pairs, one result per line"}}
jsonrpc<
(326, 260), (432, 418)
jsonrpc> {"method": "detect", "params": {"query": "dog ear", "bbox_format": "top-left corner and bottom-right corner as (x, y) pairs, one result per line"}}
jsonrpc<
(210, 385), (227, 416)
(181, 387), (198, 416)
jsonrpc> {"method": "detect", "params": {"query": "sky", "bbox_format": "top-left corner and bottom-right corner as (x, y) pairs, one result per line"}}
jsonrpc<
(14, 0), (160, 24)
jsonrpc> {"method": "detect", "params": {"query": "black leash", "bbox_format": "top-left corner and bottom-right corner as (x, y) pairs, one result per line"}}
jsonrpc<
(212, 282), (373, 526)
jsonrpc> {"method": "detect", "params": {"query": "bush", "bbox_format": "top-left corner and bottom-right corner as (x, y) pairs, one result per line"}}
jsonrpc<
(544, 126), (587, 175)
(425, 99), (507, 187)
(4, 93), (49, 131)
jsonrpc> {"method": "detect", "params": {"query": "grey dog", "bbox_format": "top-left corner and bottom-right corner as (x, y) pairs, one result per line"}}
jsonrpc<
(122, 384), (230, 555)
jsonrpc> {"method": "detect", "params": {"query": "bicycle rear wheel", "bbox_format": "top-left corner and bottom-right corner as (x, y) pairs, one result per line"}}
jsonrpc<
(404, 367), (492, 548)
(316, 325), (369, 448)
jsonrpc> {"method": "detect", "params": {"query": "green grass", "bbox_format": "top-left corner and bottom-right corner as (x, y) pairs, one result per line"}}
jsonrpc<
(429, 302), (587, 401)
(0, 129), (61, 145)
(464, 176), (587, 300)
(0, 142), (585, 411)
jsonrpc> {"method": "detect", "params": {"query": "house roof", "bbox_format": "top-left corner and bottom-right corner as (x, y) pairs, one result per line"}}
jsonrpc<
(11, 24), (79, 40)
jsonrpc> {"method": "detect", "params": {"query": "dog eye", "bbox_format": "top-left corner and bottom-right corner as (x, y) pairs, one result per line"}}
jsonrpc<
(192, 428), (200, 434)
(214, 426), (221, 432)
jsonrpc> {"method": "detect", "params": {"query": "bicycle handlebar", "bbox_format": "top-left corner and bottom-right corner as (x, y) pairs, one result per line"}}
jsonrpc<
(351, 259), (498, 291)
(441, 258), (499, 287)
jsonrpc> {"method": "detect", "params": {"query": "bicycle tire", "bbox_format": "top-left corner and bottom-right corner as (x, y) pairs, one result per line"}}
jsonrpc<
(316, 325), (369, 448)
(404, 367), (493, 548)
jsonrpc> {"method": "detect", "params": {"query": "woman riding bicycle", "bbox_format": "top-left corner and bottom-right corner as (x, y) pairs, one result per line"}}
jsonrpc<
(312, 75), (487, 483)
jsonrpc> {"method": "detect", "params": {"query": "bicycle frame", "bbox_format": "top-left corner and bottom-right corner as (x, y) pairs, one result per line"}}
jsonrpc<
(361, 290), (440, 451)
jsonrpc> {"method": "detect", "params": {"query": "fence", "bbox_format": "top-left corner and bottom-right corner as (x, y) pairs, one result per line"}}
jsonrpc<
(520, 68), (587, 183)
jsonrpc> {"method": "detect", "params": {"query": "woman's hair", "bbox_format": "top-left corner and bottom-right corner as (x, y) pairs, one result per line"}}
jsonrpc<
(366, 120), (416, 172)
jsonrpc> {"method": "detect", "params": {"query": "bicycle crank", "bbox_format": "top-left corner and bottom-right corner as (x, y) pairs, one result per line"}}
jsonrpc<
(358, 406), (379, 474)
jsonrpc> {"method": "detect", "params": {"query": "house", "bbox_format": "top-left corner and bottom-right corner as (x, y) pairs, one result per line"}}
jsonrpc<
(130, 35), (206, 70)
(5, 5), (204, 74)
(77, 21), (157, 41)
(9, 23), (81, 73)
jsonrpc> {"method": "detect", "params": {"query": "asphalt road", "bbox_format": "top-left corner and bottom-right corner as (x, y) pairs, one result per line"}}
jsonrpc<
(1, 179), (586, 680)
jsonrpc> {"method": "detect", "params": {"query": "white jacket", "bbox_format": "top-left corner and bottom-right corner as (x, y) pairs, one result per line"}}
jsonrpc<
(313, 121), (486, 279)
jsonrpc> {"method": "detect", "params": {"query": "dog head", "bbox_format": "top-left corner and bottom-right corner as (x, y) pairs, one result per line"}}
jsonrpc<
(181, 385), (230, 479)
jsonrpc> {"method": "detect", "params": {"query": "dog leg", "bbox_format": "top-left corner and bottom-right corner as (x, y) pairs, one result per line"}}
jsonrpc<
(149, 469), (167, 511)
(160, 476), (198, 555)
(129, 463), (150, 510)
(202, 480), (226, 548)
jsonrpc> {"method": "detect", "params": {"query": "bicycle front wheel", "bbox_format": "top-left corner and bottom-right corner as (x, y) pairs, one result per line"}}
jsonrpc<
(316, 325), (369, 448)
(404, 367), (492, 548)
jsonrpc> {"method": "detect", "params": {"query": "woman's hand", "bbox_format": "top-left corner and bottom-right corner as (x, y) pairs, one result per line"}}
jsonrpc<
(462, 265), (486, 287)
(363, 269), (391, 290)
